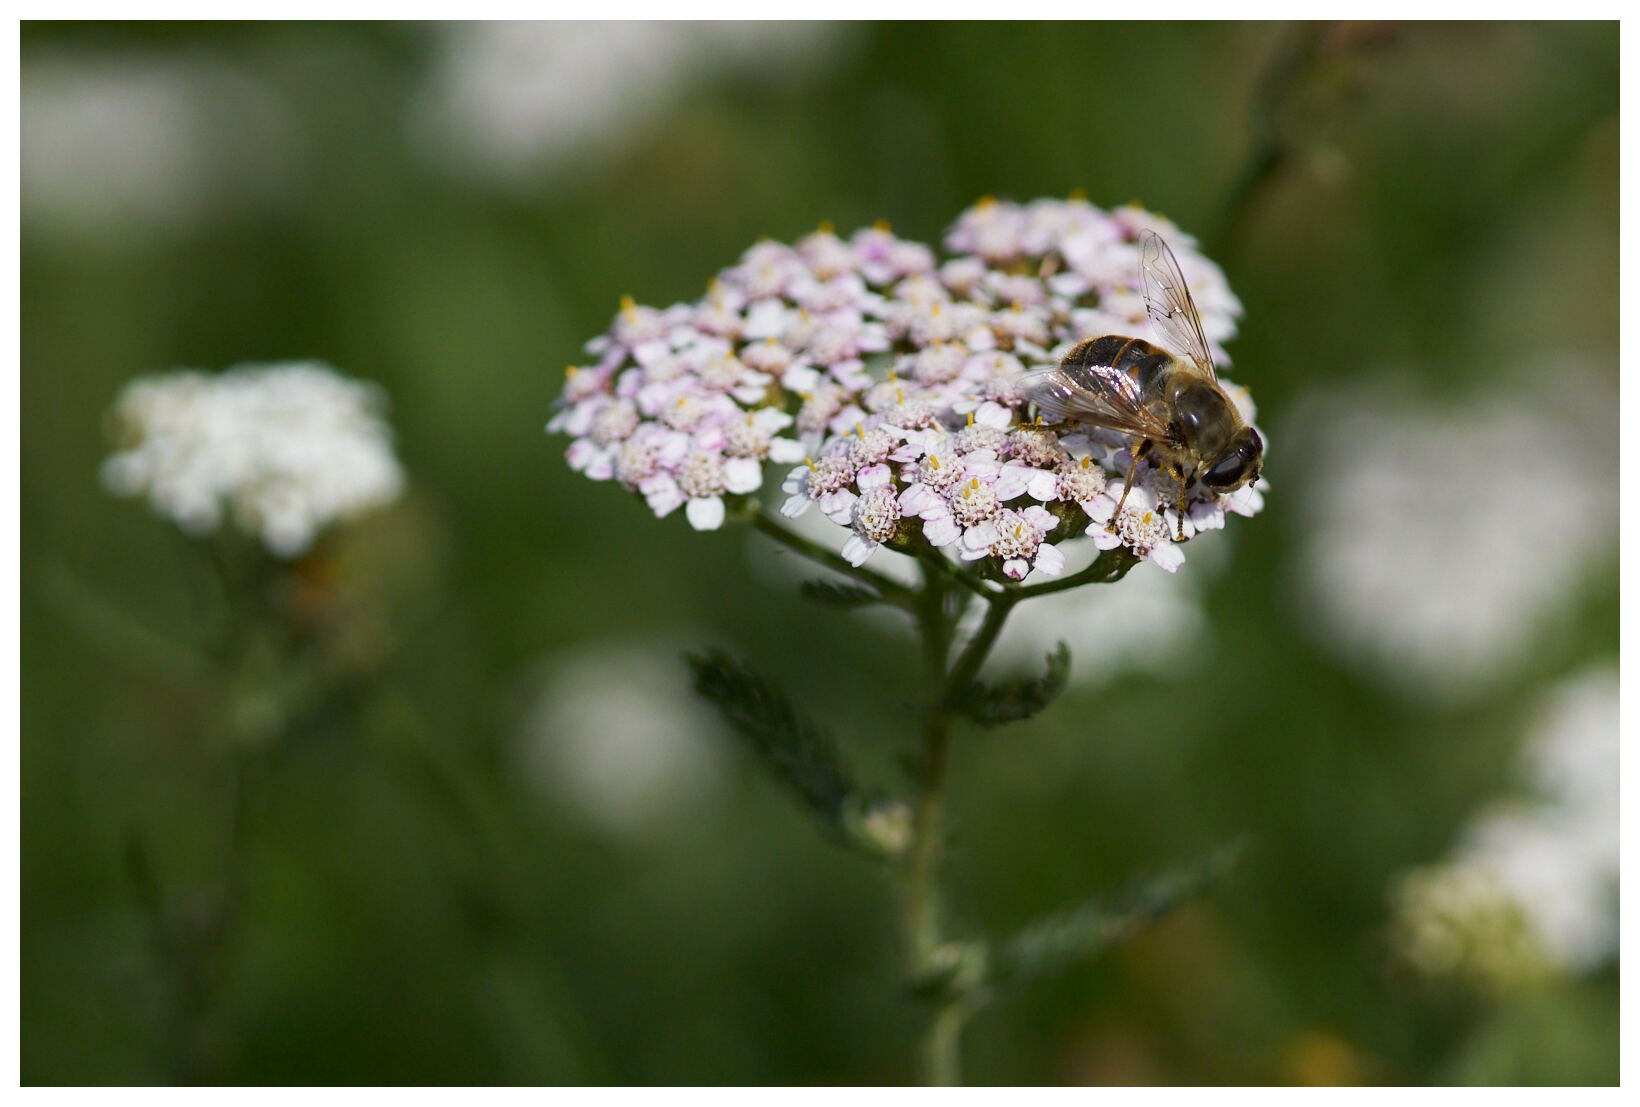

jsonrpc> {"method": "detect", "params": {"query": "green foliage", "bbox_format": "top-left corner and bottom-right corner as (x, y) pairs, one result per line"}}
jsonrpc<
(799, 579), (885, 608)
(951, 642), (1071, 727)
(685, 649), (856, 827)
(990, 841), (1246, 991)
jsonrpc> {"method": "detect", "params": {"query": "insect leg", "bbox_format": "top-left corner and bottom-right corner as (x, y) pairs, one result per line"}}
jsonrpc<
(1107, 440), (1148, 532)
(1171, 471), (1190, 542)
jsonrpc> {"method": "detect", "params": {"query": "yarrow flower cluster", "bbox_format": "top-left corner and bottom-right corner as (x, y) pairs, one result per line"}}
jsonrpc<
(102, 361), (406, 557)
(550, 197), (1263, 579)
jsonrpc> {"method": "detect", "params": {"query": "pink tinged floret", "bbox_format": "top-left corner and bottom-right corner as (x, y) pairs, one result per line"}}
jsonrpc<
(642, 474), (685, 518)
(1188, 498), (1226, 532)
(899, 482), (942, 519)
(740, 339), (795, 376)
(817, 488), (857, 524)
(855, 463), (892, 490)
(938, 256), (987, 295)
(1021, 505), (1057, 532)
(566, 438), (611, 479)
(831, 359), (874, 393)
(797, 230), (856, 279)
(990, 465), (1031, 502)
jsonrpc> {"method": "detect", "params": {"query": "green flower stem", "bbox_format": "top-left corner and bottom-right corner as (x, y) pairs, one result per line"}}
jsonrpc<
(910, 544), (996, 600)
(748, 516), (1132, 1084)
(1014, 547), (1138, 599)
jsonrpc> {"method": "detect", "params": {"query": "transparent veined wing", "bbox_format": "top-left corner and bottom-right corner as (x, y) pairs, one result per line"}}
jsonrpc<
(1019, 364), (1174, 442)
(1139, 229), (1217, 381)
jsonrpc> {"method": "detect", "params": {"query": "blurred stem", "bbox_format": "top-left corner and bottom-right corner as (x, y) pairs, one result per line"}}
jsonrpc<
(1213, 22), (1322, 261)
(149, 543), (286, 1084)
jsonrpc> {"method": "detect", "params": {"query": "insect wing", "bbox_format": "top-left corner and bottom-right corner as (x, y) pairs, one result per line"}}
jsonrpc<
(1019, 364), (1173, 441)
(1139, 230), (1217, 381)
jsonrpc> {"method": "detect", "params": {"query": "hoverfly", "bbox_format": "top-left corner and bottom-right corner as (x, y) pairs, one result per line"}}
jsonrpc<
(1021, 230), (1263, 539)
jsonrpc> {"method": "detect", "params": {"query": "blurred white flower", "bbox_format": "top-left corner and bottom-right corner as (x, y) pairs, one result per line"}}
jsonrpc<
(1291, 370), (1615, 702)
(22, 50), (299, 243)
(1390, 665), (1618, 987)
(102, 361), (405, 558)
(517, 641), (728, 838)
(410, 22), (848, 187)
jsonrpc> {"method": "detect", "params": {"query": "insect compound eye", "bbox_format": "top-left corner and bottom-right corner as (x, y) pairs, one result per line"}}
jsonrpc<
(1202, 448), (1250, 489)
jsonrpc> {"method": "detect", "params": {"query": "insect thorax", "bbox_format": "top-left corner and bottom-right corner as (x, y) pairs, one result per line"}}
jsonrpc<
(1170, 378), (1238, 458)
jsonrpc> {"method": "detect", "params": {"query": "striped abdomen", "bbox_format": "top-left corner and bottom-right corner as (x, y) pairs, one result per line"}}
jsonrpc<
(1062, 335), (1175, 397)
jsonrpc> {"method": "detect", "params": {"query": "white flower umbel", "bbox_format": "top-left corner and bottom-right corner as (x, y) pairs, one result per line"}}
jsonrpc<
(550, 198), (1263, 582)
(1389, 666), (1618, 989)
(102, 361), (406, 558)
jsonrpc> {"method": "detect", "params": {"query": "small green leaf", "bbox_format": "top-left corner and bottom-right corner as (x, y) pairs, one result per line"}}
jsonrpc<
(990, 840), (1246, 990)
(799, 579), (884, 608)
(951, 641), (1071, 727)
(685, 650), (855, 826)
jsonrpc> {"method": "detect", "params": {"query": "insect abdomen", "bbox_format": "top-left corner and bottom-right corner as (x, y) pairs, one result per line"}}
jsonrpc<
(1063, 335), (1174, 392)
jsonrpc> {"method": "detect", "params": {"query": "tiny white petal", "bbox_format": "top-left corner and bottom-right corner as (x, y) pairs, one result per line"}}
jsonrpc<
(992, 467), (1030, 501)
(768, 437), (806, 463)
(752, 408), (795, 433)
(1082, 494), (1116, 526)
(1149, 543), (1186, 573)
(723, 457), (763, 494)
(632, 339), (671, 367)
(1033, 543), (1066, 576)
(819, 488), (858, 524)
(782, 364), (822, 392)
(963, 521), (999, 551)
(1026, 469), (1060, 502)
(686, 496), (726, 531)
(899, 482), (938, 516)
(1022, 505), (1057, 532)
(976, 401), (1013, 428)
(1190, 499), (1226, 531)
(1003, 557), (1029, 581)
(924, 515), (961, 546)
(856, 463), (891, 490)
(841, 534), (879, 567)
(781, 493), (812, 519)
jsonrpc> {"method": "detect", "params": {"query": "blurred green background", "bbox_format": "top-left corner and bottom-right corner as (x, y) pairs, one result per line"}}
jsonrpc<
(22, 22), (1618, 1085)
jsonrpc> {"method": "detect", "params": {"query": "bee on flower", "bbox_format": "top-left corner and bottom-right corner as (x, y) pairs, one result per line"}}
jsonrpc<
(549, 196), (1263, 577)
